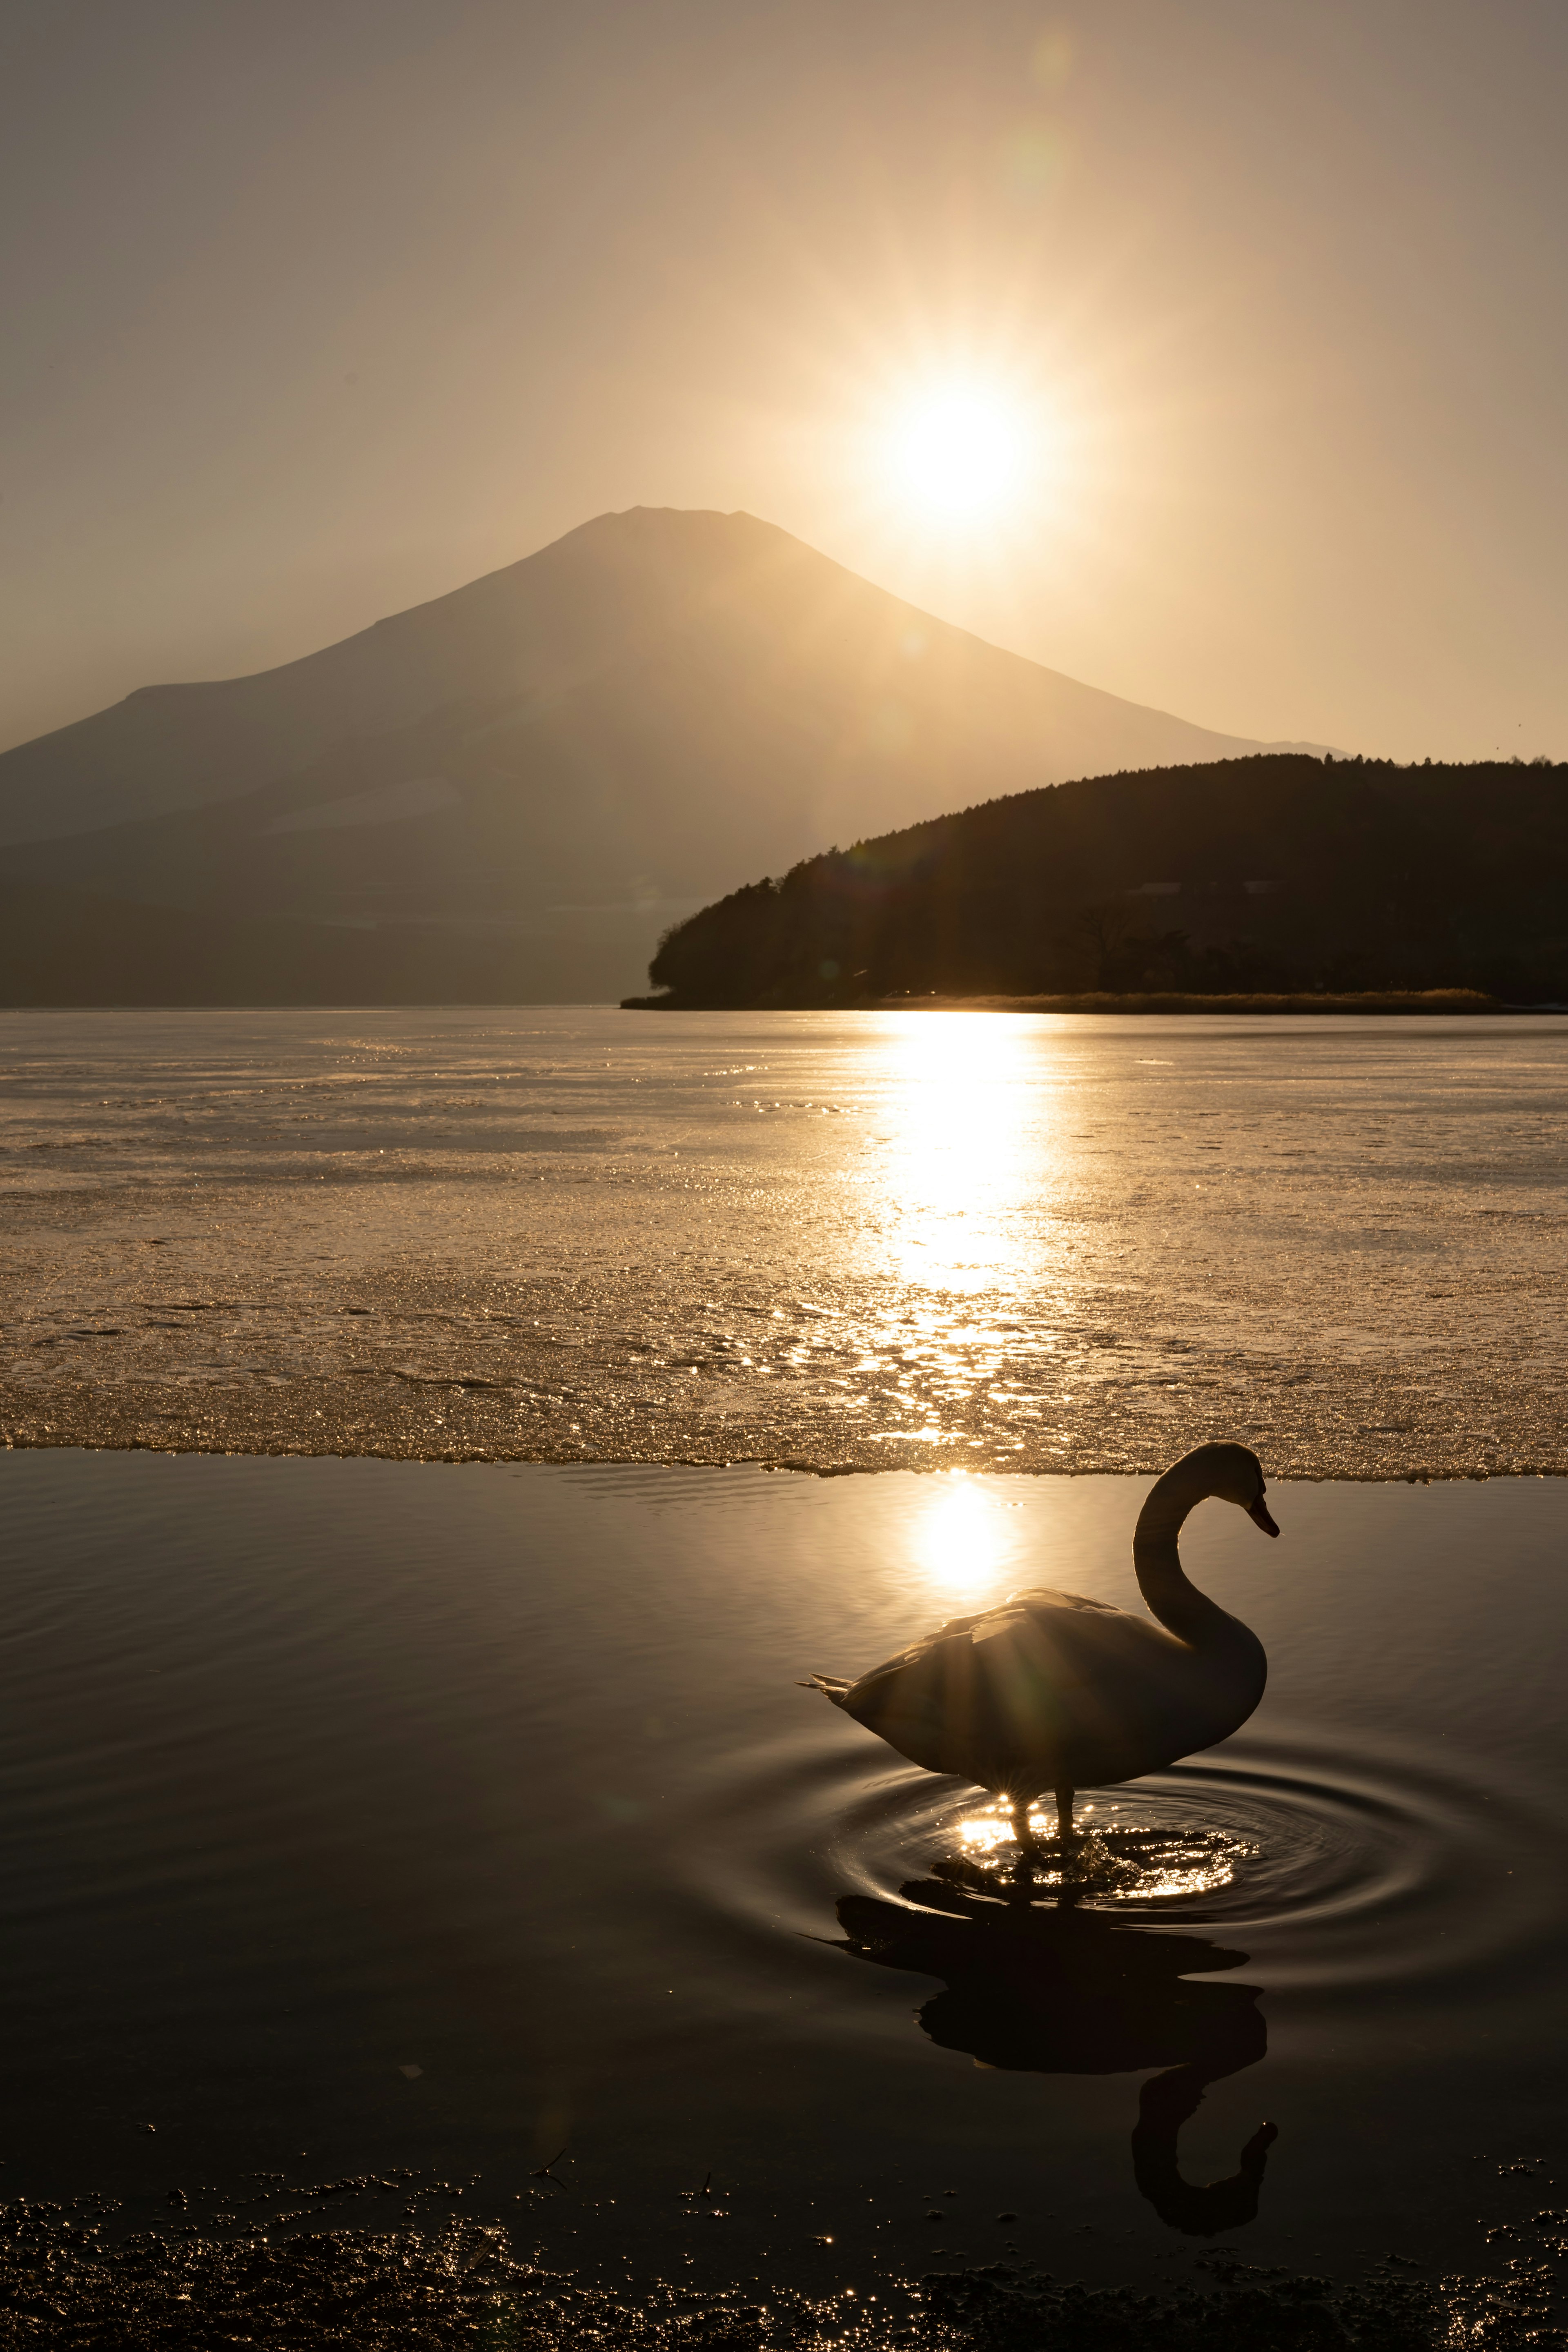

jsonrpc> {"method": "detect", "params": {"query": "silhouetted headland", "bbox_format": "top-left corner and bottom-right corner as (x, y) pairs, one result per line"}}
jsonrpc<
(628, 752), (1568, 1008)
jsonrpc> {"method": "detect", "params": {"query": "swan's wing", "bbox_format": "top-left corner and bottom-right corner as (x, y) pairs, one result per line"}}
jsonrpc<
(833, 1589), (1194, 1791)
(1005, 1584), (1127, 1617)
(834, 1593), (1117, 1709)
(997, 1590), (1195, 1709)
(803, 1611), (993, 1709)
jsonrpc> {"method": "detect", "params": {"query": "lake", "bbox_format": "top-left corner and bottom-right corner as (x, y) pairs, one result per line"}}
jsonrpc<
(0, 1013), (1565, 2339)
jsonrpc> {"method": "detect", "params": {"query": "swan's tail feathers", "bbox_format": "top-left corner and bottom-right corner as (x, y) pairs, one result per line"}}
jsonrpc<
(802, 1673), (854, 1707)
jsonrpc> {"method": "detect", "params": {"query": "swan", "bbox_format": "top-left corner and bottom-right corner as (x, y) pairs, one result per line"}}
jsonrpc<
(807, 1442), (1278, 1841)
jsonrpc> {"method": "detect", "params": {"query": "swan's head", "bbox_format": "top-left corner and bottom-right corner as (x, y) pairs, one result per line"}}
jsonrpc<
(1186, 1441), (1280, 1537)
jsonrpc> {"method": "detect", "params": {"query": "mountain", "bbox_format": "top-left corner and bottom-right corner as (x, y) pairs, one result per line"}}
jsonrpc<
(0, 508), (1323, 1003)
(638, 753), (1568, 1006)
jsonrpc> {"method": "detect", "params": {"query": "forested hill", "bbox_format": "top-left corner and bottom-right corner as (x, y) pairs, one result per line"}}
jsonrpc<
(636, 754), (1568, 1006)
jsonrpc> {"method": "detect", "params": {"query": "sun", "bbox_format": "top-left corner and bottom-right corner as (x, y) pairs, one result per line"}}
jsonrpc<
(886, 386), (1031, 521)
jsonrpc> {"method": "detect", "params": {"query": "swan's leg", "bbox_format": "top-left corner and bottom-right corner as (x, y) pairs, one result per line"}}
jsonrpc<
(1054, 1784), (1077, 1846)
(1003, 1795), (1042, 1899)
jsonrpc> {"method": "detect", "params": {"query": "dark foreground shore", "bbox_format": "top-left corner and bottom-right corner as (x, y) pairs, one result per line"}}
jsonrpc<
(4, 2183), (1561, 2350)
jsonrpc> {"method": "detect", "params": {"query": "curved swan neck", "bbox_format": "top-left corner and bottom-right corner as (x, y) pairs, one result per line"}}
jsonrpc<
(1132, 1459), (1230, 1644)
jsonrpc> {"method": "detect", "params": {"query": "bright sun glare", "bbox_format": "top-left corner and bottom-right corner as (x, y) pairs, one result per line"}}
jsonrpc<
(888, 388), (1030, 520)
(915, 1472), (1017, 1600)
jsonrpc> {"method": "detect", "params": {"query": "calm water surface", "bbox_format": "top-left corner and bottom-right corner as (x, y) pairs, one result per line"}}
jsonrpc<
(2, 1450), (1564, 2294)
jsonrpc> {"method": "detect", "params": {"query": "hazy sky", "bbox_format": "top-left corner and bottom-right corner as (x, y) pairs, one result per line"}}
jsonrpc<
(4, 0), (1565, 762)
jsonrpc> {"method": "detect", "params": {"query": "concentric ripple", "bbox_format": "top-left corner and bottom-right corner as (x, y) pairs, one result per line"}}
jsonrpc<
(681, 1716), (1568, 2003)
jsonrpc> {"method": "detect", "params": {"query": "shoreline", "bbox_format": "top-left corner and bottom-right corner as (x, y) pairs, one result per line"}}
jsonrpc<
(7, 2188), (1555, 2350)
(0, 1385), (1555, 1481)
(0, 1438), (1557, 1480)
(622, 988), (1528, 1014)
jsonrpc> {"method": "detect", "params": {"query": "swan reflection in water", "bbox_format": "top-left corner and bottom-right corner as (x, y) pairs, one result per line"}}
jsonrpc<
(832, 1856), (1277, 2237)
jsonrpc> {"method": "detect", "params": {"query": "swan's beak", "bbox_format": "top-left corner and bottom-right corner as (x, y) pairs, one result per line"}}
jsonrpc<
(1247, 1493), (1280, 1538)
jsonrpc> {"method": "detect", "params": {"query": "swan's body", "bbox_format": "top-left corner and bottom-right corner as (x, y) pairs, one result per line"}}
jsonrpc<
(809, 1443), (1276, 1825)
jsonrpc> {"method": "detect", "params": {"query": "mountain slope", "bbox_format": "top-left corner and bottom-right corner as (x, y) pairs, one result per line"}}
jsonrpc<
(0, 509), (1323, 1001)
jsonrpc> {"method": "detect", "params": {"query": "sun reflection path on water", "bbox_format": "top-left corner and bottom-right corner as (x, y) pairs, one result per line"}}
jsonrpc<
(849, 1013), (1082, 1457)
(876, 1012), (1057, 1295)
